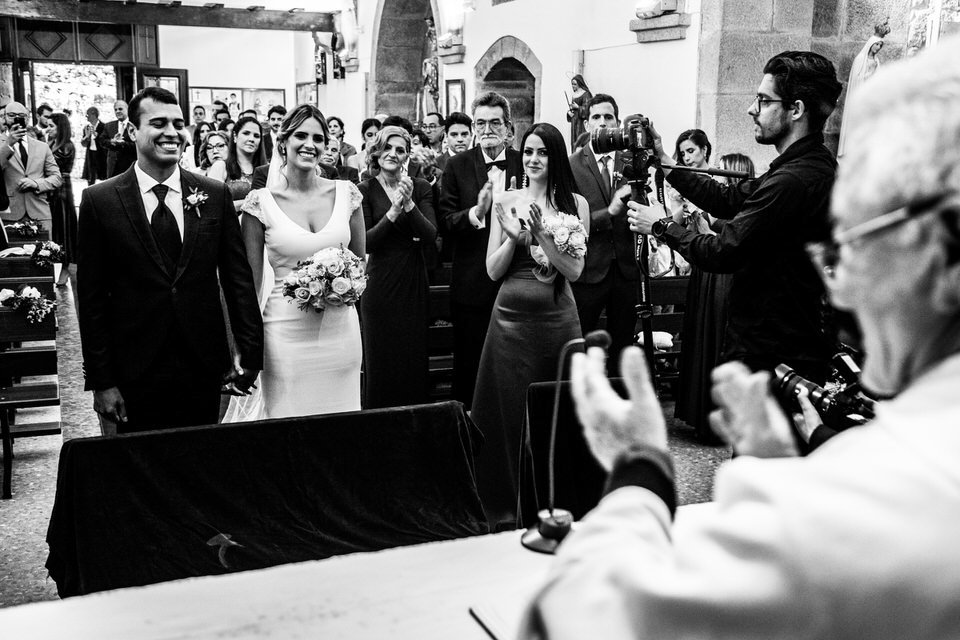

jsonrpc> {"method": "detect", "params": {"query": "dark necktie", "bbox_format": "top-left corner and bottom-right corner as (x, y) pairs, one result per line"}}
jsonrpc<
(150, 184), (181, 271)
(486, 160), (507, 171)
(18, 142), (28, 169)
(600, 155), (612, 198)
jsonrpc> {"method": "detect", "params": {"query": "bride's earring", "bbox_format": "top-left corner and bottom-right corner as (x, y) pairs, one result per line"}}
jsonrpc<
(522, 172), (529, 189)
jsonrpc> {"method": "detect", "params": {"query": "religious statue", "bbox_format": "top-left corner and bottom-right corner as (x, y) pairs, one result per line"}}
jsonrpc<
(838, 18), (891, 157)
(419, 16), (440, 120)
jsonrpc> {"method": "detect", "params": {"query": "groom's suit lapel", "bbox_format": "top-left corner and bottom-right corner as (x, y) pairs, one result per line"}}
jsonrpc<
(116, 166), (169, 278)
(174, 170), (202, 284)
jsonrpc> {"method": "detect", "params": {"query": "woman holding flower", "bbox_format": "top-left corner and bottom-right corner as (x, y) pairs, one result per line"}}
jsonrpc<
(359, 126), (437, 409)
(223, 104), (365, 421)
(471, 122), (589, 527)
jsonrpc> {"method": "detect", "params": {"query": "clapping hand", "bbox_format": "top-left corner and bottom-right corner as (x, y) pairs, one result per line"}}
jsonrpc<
(709, 362), (798, 458)
(527, 202), (547, 244)
(571, 346), (668, 470)
(476, 180), (495, 217)
(495, 202), (522, 242)
(397, 176), (414, 210)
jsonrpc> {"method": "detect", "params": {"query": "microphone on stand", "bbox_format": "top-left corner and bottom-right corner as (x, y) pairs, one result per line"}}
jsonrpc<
(521, 329), (612, 554)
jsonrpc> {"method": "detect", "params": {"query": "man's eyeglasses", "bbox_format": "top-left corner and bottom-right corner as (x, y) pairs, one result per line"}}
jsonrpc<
(806, 193), (950, 280)
(751, 94), (790, 109)
(475, 119), (505, 132)
(421, 124), (441, 131)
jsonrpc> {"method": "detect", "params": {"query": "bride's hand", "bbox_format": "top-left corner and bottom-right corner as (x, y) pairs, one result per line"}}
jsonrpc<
(495, 202), (522, 242)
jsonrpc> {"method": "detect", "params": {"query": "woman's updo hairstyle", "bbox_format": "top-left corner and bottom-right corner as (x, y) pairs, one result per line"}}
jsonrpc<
(276, 104), (330, 160)
(365, 125), (412, 175)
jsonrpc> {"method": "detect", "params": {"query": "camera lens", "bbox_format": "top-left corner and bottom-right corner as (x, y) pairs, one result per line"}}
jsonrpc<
(591, 127), (628, 154)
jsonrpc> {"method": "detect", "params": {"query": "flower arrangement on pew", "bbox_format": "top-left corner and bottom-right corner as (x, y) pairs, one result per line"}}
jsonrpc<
(281, 245), (367, 312)
(0, 285), (57, 324)
(3, 218), (43, 238)
(31, 241), (64, 268)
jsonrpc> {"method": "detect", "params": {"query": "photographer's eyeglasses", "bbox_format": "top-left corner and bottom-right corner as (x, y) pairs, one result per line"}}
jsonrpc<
(751, 94), (790, 109)
(805, 193), (950, 280)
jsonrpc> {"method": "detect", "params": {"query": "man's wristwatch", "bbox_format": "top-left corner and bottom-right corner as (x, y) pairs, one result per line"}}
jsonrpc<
(651, 216), (675, 240)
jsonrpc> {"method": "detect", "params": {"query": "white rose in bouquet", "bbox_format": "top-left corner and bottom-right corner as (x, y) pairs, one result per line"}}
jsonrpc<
(0, 288), (14, 303)
(21, 286), (41, 299)
(294, 287), (311, 301)
(307, 280), (322, 296)
(331, 277), (351, 295)
(563, 215), (581, 230)
(283, 273), (300, 287)
(351, 278), (366, 295)
(553, 226), (571, 244)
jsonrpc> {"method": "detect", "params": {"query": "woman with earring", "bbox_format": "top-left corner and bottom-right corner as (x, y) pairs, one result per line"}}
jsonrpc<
(565, 74), (592, 152)
(223, 104), (365, 421)
(358, 126), (437, 409)
(471, 122), (589, 528)
(224, 115), (267, 207)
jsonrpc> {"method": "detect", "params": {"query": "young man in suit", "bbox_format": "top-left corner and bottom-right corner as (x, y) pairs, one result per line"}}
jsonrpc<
(569, 94), (639, 370)
(438, 92), (522, 406)
(104, 99), (137, 177)
(77, 86), (263, 435)
(81, 106), (108, 185)
(0, 101), (63, 224)
(262, 105), (286, 161)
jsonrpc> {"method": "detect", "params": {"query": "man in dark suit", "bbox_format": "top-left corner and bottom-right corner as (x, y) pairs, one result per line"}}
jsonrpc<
(80, 106), (108, 185)
(438, 92), (522, 406)
(261, 105), (286, 162)
(569, 94), (639, 371)
(103, 99), (137, 177)
(77, 86), (263, 435)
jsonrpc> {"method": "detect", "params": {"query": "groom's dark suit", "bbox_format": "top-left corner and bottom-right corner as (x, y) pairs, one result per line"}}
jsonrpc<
(569, 145), (638, 368)
(77, 166), (263, 432)
(438, 145), (522, 406)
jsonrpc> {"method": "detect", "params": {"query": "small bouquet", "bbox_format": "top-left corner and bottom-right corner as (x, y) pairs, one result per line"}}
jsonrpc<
(4, 218), (43, 238)
(31, 241), (64, 268)
(541, 213), (588, 258)
(281, 245), (367, 312)
(0, 285), (57, 324)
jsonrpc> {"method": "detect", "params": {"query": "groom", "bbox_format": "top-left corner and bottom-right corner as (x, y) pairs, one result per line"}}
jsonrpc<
(77, 86), (263, 435)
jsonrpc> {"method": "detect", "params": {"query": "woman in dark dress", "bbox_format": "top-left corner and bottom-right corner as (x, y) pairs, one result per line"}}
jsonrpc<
(471, 122), (589, 527)
(48, 113), (77, 287)
(359, 125), (437, 409)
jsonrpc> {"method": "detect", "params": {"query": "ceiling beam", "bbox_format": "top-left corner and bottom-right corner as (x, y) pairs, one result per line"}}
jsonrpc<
(0, 0), (335, 32)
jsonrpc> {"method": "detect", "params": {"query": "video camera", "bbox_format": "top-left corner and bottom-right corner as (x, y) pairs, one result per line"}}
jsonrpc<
(772, 352), (875, 432)
(591, 115), (655, 156)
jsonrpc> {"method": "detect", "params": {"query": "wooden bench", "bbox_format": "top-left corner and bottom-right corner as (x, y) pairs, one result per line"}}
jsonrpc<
(427, 268), (455, 401)
(643, 275), (690, 397)
(2, 227), (51, 249)
(0, 301), (60, 499)
(0, 255), (54, 280)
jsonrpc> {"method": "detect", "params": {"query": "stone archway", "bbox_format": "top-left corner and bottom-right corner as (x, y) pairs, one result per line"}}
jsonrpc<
(370, 0), (441, 120)
(475, 36), (541, 149)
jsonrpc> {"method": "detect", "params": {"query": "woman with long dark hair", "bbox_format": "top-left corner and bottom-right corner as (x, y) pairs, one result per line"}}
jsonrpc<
(48, 112), (77, 287)
(358, 125), (437, 409)
(471, 121), (589, 527)
(565, 74), (592, 152)
(224, 115), (266, 206)
(192, 121), (213, 167)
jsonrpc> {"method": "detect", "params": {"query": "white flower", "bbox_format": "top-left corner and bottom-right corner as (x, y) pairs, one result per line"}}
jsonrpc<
(283, 273), (299, 287)
(569, 232), (586, 249)
(21, 244), (36, 254)
(307, 280), (322, 295)
(351, 278), (366, 296)
(21, 286), (41, 299)
(38, 249), (51, 257)
(563, 215), (581, 230)
(331, 277), (351, 295)
(0, 288), (14, 303)
(306, 265), (319, 277)
(184, 188), (209, 216)
(553, 226), (570, 244)
(323, 259), (345, 277)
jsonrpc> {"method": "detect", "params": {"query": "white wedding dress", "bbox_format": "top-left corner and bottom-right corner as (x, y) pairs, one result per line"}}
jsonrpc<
(224, 181), (363, 421)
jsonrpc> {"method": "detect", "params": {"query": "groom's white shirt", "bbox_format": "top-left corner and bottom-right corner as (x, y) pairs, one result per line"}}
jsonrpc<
(135, 163), (185, 240)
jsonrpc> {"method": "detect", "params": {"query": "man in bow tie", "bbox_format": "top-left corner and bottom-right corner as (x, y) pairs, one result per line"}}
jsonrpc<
(77, 86), (263, 434)
(438, 91), (522, 406)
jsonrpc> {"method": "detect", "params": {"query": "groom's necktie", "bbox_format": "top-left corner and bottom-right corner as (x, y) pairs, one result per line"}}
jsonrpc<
(150, 184), (181, 271)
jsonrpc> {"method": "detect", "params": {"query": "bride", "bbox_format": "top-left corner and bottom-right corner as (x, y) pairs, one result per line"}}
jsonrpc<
(224, 104), (365, 421)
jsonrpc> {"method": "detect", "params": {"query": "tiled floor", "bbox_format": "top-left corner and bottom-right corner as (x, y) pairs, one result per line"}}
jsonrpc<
(0, 278), (730, 608)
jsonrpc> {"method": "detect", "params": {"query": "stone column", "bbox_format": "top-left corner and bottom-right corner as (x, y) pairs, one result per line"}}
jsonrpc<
(697, 0), (815, 171)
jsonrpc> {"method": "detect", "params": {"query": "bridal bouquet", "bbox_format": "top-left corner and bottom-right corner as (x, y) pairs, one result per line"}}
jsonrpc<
(282, 245), (367, 312)
(541, 213), (588, 258)
(0, 285), (56, 324)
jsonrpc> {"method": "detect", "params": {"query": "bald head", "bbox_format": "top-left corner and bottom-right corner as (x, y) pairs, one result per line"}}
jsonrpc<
(114, 100), (129, 121)
(4, 101), (27, 116)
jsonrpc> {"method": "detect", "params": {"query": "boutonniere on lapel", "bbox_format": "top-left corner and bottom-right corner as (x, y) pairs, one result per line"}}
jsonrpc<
(183, 188), (209, 218)
(612, 171), (624, 184)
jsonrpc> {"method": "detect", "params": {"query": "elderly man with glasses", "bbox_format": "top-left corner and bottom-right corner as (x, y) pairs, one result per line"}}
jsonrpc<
(521, 38), (960, 640)
(628, 51), (843, 391)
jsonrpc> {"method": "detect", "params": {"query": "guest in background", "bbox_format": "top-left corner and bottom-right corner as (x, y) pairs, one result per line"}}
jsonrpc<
(471, 121), (588, 527)
(104, 99), (136, 177)
(348, 117), (382, 172)
(0, 101), (62, 224)
(326, 115), (357, 166)
(262, 105), (286, 161)
(191, 121), (213, 168)
(80, 106), (107, 185)
(187, 104), (206, 141)
(35, 103), (54, 142)
(218, 118), (236, 137)
(224, 115), (266, 206)
(410, 129), (430, 150)
(566, 74), (592, 152)
(321, 136), (358, 184)
(439, 111), (473, 172)
(199, 130), (231, 181)
(214, 110), (230, 127)
(422, 111), (445, 155)
(359, 126), (437, 409)
(48, 112), (77, 288)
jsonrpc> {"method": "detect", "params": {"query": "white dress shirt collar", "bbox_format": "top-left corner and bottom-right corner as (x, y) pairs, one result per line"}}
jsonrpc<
(135, 164), (185, 239)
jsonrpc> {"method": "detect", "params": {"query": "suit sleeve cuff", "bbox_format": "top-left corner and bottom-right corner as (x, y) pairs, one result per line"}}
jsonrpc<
(604, 445), (677, 518)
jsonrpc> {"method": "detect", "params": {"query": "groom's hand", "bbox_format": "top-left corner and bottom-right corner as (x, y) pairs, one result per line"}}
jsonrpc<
(222, 367), (259, 396)
(93, 387), (127, 436)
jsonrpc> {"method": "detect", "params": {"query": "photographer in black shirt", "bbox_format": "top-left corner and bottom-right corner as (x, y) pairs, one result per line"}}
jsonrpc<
(628, 51), (843, 383)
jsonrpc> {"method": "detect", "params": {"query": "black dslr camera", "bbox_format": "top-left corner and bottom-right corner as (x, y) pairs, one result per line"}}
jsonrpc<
(772, 353), (875, 432)
(591, 115), (655, 155)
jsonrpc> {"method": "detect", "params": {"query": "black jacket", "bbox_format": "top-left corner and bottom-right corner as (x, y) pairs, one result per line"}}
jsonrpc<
(664, 133), (835, 368)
